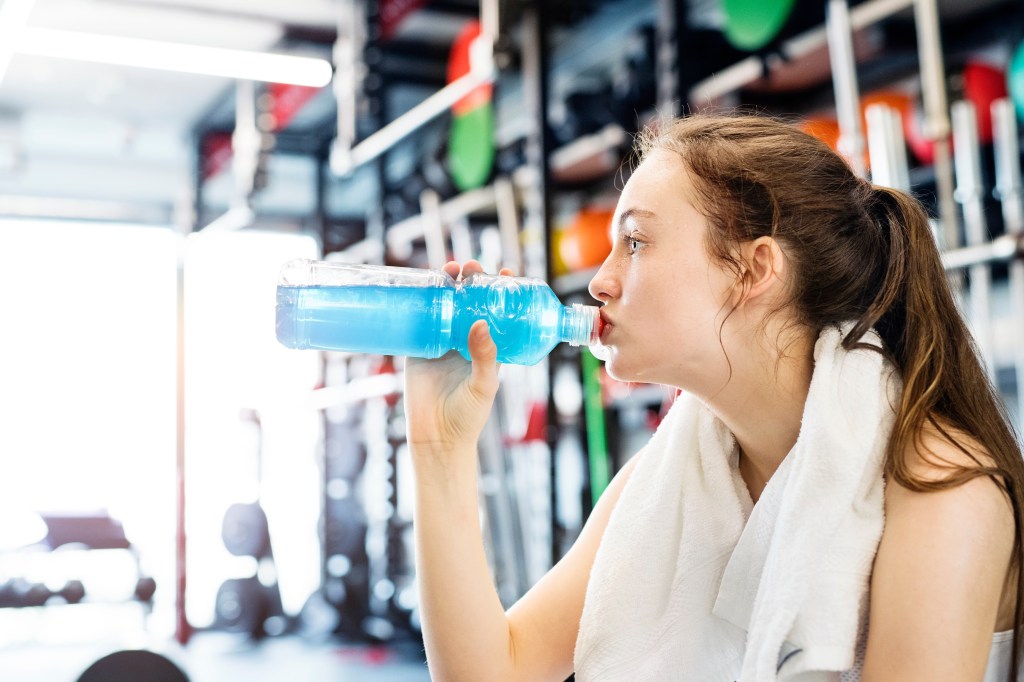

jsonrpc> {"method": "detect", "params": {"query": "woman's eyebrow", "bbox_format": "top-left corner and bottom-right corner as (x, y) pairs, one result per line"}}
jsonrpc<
(614, 208), (657, 235)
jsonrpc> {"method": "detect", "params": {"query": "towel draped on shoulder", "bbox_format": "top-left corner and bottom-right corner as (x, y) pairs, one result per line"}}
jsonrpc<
(574, 323), (900, 681)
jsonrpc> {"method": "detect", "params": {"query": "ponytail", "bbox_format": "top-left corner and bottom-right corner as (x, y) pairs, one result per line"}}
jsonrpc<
(858, 184), (1024, 682)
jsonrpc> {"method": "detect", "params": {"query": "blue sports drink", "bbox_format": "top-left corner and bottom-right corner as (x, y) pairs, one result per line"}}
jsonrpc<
(276, 259), (601, 365)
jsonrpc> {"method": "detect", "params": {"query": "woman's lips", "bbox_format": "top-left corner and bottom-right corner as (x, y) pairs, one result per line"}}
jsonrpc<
(599, 310), (613, 341)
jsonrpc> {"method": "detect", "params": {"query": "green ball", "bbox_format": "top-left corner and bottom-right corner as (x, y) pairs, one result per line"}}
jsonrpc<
(1010, 39), (1024, 123)
(448, 104), (496, 192)
(722, 0), (796, 51)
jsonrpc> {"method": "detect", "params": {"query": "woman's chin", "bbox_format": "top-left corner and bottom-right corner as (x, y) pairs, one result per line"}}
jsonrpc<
(602, 353), (635, 383)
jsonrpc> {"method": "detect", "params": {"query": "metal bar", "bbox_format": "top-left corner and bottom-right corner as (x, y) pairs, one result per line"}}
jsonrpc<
(330, 64), (496, 176)
(655, 0), (679, 117)
(518, 1), (562, 566)
(941, 233), (1023, 271)
(450, 216), (475, 263)
(480, 0), (500, 45)
(173, 139), (198, 646)
(992, 98), (1024, 427)
(866, 103), (911, 192)
(690, 0), (914, 104)
(828, 0), (867, 178)
(419, 188), (447, 270)
(993, 99), (1024, 232)
(332, 0), (365, 174)
(866, 104), (894, 189)
(330, 0), (497, 178)
(952, 99), (994, 376)
(494, 176), (522, 273)
(310, 373), (403, 409)
(914, 0), (958, 252)
(232, 79), (260, 201)
(386, 183), (498, 256)
(888, 103), (911, 192)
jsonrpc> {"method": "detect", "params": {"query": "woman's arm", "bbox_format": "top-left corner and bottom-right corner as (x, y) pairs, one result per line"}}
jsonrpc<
(861, 430), (1015, 681)
(412, 420), (639, 681)
(406, 259), (639, 681)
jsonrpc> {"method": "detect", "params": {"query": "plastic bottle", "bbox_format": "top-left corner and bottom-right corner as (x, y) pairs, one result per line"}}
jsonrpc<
(275, 259), (602, 365)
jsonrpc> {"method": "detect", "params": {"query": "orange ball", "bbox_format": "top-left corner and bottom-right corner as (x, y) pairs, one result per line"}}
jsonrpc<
(559, 208), (614, 271)
(799, 116), (840, 152)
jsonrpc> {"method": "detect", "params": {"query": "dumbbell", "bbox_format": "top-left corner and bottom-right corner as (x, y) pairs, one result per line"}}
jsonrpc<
(0, 578), (85, 607)
(135, 576), (157, 603)
(221, 502), (271, 558)
(214, 575), (284, 638)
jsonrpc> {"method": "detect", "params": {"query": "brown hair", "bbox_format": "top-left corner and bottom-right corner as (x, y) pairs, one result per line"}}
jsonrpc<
(639, 112), (1024, 679)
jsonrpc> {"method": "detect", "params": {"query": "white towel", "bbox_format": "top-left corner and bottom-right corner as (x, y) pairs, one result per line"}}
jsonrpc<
(574, 324), (900, 681)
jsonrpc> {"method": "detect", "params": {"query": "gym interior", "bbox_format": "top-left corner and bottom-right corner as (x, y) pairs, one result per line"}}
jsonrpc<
(1, 0), (1023, 679)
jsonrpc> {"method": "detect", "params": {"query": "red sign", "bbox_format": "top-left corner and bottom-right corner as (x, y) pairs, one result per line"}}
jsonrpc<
(201, 83), (323, 180)
(268, 82), (322, 130)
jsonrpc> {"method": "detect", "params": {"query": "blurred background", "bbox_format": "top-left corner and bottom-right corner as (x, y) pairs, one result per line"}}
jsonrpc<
(0, 0), (1022, 679)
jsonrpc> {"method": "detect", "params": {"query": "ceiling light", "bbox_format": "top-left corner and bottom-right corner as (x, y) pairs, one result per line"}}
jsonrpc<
(15, 27), (333, 87)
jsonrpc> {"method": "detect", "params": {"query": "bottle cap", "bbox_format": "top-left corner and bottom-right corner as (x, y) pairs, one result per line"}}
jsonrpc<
(568, 303), (601, 347)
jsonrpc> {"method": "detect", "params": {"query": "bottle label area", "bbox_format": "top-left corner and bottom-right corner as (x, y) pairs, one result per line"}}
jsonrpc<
(276, 280), (564, 365)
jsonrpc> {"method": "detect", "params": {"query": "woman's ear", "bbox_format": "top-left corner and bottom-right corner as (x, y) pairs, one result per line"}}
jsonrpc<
(735, 237), (785, 306)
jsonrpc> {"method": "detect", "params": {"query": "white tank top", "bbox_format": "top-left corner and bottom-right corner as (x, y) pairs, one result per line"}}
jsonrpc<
(983, 630), (1017, 682)
(841, 628), (1018, 680)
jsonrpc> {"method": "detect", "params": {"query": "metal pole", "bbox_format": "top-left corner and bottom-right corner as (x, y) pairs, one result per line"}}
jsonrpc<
(520, 1), (562, 566)
(330, 0), (365, 176)
(173, 137), (202, 647)
(331, 68), (496, 176)
(941, 233), (1023, 271)
(419, 189), (447, 270)
(655, 0), (680, 118)
(330, 1), (496, 177)
(993, 98), (1024, 428)
(913, 0), (958, 252)
(865, 103), (910, 192)
(494, 176), (522, 273)
(827, 0), (867, 178)
(952, 100), (995, 377)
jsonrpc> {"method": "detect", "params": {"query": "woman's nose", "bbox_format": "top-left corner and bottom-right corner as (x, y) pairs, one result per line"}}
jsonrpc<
(588, 258), (618, 303)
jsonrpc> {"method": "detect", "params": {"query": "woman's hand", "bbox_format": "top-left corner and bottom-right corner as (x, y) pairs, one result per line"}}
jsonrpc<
(404, 260), (514, 454)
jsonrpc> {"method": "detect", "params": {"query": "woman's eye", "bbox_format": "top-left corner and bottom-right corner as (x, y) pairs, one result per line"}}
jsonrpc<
(628, 237), (641, 253)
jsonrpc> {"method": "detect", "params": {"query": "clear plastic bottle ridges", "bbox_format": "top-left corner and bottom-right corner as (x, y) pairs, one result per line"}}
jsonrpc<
(275, 259), (601, 366)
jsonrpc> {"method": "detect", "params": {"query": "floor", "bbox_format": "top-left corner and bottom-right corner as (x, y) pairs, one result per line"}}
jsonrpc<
(0, 604), (432, 682)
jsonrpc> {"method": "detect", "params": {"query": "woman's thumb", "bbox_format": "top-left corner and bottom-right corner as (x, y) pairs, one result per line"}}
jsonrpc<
(468, 320), (499, 398)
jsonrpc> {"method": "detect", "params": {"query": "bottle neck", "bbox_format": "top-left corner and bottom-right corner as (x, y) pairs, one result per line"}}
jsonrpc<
(561, 303), (601, 347)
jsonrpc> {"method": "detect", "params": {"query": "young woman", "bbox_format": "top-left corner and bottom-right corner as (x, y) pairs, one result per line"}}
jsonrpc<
(403, 114), (1024, 680)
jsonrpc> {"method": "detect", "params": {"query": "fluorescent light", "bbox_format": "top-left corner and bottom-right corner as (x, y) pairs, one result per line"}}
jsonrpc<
(15, 27), (333, 87)
(0, 0), (35, 87)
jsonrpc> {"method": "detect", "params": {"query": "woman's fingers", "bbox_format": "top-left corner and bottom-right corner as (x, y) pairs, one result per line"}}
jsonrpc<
(467, 320), (499, 398)
(444, 260), (516, 281)
(460, 259), (484, 278)
(443, 261), (461, 279)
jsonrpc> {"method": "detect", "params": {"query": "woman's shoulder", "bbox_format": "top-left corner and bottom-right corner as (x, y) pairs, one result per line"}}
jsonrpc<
(864, 421), (1018, 677)
(895, 418), (1002, 484)
(884, 418), (1013, 559)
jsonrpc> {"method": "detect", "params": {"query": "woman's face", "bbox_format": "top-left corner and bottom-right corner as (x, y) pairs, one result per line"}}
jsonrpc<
(588, 149), (740, 393)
